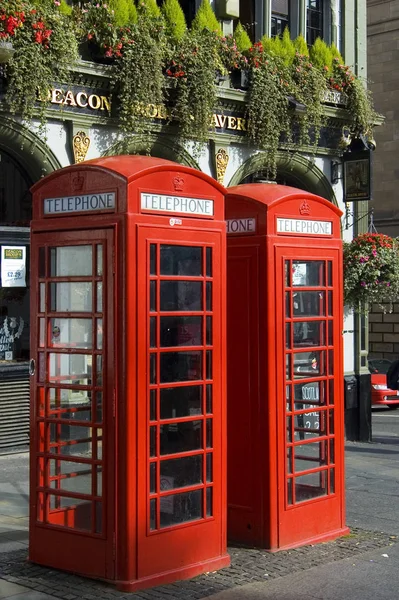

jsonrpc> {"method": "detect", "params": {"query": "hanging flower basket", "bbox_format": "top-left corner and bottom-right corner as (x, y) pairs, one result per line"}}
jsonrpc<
(343, 233), (399, 310)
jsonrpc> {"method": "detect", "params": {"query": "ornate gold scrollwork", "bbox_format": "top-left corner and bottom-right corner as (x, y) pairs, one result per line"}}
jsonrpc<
(72, 130), (91, 163)
(216, 148), (229, 184)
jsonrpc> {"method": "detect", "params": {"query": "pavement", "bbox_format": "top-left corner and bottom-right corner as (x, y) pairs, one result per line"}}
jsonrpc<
(0, 430), (398, 599)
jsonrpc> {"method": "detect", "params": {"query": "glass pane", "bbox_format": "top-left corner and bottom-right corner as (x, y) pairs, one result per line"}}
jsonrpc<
(160, 455), (202, 489)
(286, 416), (292, 442)
(329, 379), (334, 404)
(206, 385), (212, 413)
(96, 466), (102, 497)
(49, 496), (92, 531)
(160, 489), (202, 528)
(49, 461), (92, 495)
(49, 353), (92, 384)
(150, 498), (156, 530)
(293, 321), (323, 347)
(327, 261), (332, 286)
(294, 381), (325, 405)
(328, 350), (334, 375)
(293, 291), (325, 316)
(150, 317), (157, 348)
(160, 420), (202, 455)
(160, 351), (202, 382)
(160, 385), (202, 419)
(206, 248), (212, 277)
(206, 282), (212, 311)
(286, 384), (291, 412)
(49, 282), (92, 313)
(286, 354), (291, 380)
(150, 244), (157, 275)
(206, 419), (212, 448)
(294, 441), (327, 472)
(206, 487), (212, 517)
(293, 351), (325, 378)
(97, 319), (103, 349)
(50, 246), (92, 277)
(206, 351), (212, 380)
(295, 471), (327, 502)
(150, 426), (156, 457)
(96, 355), (102, 386)
(296, 408), (324, 440)
(49, 424), (92, 457)
(49, 318), (92, 349)
(287, 448), (292, 474)
(328, 291), (333, 316)
(95, 391), (102, 423)
(160, 316), (202, 347)
(330, 468), (335, 494)
(97, 282), (103, 313)
(160, 281), (202, 312)
(206, 317), (212, 346)
(292, 261), (324, 287)
(286, 292), (291, 317)
(150, 389), (157, 420)
(160, 246), (202, 276)
(40, 283), (45, 312)
(96, 244), (103, 276)
(328, 320), (333, 346)
(49, 387), (92, 411)
(285, 323), (291, 348)
(150, 353), (156, 384)
(287, 478), (293, 505)
(150, 281), (156, 312)
(39, 318), (45, 347)
(329, 409), (334, 435)
(150, 463), (156, 493)
(206, 453), (212, 482)
(285, 260), (290, 286)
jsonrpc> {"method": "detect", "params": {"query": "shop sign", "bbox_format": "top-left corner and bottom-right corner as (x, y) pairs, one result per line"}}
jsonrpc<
(43, 192), (115, 215)
(276, 218), (332, 236)
(141, 193), (214, 217)
(1, 246), (26, 287)
(226, 218), (256, 234)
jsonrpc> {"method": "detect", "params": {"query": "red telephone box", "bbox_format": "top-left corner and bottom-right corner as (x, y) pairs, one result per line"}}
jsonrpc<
(225, 184), (349, 550)
(29, 155), (229, 591)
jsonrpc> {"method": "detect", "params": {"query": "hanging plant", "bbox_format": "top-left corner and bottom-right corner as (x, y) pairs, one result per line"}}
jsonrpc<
(343, 233), (399, 310)
(1, 0), (78, 137)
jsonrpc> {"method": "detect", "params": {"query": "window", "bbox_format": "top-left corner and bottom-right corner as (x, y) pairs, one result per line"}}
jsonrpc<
(0, 150), (32, 364)
(307, 0), (323, 45)
(272, 0), (289, 37)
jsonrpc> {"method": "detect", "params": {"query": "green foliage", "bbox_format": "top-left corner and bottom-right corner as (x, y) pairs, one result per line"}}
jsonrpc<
(330, 42), (344, 65)
(162, 0), (187, 42)
(127, 1), (137, 24)
(170, 29), (220, 146)
(294, 34), (308, 57)
(233, 22), (251, 52)
(280, 27), (295, 66)
(2, 0), (78, 138)
(344, 234), (399, 311)
(260, 35), (276, 56)
(137, 0), (161, 19)
(109, 0), (130, 27)
(309, 37), (332, 71)
(58, 0), (73, 17)
(191, 0), (222, 35)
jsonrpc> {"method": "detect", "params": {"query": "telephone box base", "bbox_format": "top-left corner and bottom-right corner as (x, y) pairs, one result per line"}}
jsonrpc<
(268, 526), (350, 553)
(115, 554), (231, 592)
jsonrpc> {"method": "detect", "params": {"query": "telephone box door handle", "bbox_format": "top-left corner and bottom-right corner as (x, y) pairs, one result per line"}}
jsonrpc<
(29, 359), (36, 376)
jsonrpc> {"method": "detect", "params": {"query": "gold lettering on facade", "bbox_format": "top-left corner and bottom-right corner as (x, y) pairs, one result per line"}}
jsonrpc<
(227, 116), (237, 130)
(64, 90), (77, 107)
(100, 96), (111, 112)
(216, 148), (229, 185)
(72, 131), (91, 164)
(236, 117), (247, 131)
(88, 94), (101, 110)
(76, 91), (88, 108)
(51, 88), (64, 104)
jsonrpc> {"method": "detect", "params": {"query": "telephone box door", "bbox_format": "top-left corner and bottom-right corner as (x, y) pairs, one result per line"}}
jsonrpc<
(276, 246), (344, 546)
(30, 229), (115, 579)
(137, 225), (225, 579)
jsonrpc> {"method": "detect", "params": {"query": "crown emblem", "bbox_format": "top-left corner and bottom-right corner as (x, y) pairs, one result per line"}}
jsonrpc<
(173, 174), (185, 192)
(71, 172), (84, 193)
(299, 200), (311, 216)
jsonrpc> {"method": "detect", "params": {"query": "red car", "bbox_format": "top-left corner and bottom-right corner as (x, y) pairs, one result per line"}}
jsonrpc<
(368, 358), (399, 409)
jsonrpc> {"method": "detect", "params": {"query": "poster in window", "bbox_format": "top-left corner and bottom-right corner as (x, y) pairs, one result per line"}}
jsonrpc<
(1, 246), (26, 287)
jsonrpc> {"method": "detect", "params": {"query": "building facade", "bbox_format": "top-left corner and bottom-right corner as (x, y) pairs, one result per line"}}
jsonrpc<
(0, 0), (369, 449)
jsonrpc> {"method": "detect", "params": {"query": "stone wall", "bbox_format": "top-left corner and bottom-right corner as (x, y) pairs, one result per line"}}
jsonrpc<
(368, 302), (399, 359)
